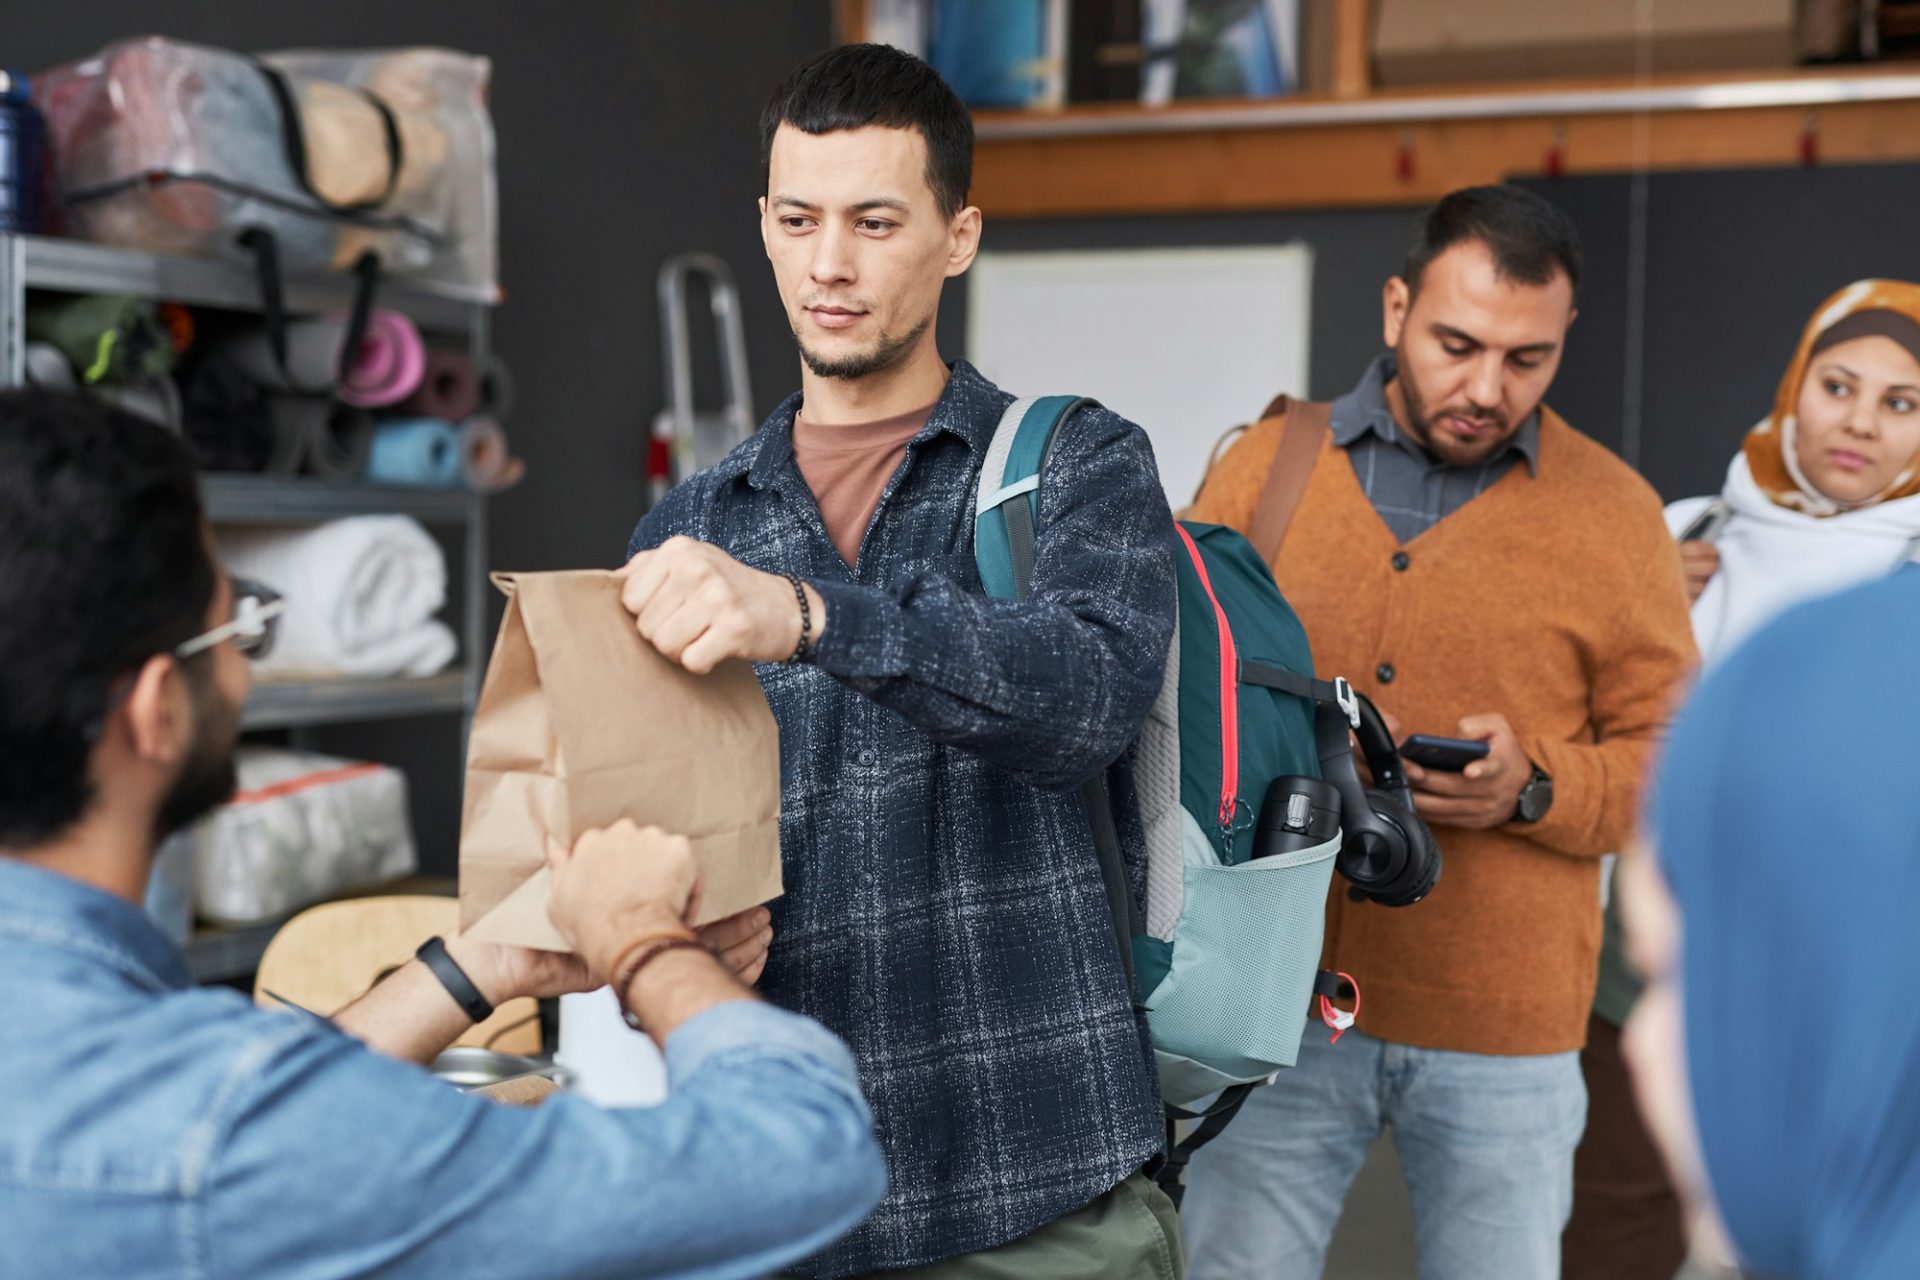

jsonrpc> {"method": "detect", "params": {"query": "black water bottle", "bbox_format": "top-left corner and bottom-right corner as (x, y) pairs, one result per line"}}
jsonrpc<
(1254, 776), (1342, 859)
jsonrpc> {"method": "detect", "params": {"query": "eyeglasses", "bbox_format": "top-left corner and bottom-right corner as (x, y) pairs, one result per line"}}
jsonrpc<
(82, 578), (286, 744)
(175, 578), (286, 662)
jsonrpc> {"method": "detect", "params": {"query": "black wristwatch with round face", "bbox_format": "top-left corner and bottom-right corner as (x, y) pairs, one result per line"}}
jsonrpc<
(1514, 765), (1554, 825)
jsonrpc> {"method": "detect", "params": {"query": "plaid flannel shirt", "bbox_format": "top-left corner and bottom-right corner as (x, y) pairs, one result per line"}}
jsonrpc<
(626, 360), (1175, 1275)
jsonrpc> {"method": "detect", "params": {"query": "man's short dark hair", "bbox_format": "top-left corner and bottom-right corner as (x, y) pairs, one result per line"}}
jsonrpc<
(760, 43), (974, 219)
(1403, 185), (1583, 299)
(0, 390), (214, 847)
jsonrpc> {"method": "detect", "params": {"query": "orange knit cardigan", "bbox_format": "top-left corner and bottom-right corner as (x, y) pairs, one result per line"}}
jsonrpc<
(1188, 405), (1697, 1055)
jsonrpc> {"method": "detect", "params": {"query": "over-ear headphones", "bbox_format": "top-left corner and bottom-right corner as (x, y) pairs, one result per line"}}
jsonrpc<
(1312, 679), (1442, 907)
(1241, 663), (1442, 907)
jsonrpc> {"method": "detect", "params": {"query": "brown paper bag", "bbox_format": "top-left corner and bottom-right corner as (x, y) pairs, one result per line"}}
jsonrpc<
(458, 570), (782, 951)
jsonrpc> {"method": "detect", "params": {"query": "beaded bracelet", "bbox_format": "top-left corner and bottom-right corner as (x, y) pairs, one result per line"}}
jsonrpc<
(784, 574), (813, 664)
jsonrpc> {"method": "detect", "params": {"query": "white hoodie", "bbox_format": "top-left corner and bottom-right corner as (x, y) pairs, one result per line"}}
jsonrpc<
(1668, 446), (1920, 667)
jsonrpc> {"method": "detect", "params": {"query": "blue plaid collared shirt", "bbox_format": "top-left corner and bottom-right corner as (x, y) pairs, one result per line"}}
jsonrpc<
(627, 360), (1175, 1276)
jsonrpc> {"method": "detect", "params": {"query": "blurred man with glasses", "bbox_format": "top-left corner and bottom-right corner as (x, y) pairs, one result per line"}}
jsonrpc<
(0, 389), (884, 1278)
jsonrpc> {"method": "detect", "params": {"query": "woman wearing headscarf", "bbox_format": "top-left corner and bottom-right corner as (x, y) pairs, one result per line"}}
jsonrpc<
(1671, 278), (1920, 650)
(1567, 280), (1920, 1279)
(1619, 567), (1920, 1280)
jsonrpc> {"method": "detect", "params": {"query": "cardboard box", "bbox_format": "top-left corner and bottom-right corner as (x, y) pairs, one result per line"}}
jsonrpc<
(1373, 0), (1799, 88)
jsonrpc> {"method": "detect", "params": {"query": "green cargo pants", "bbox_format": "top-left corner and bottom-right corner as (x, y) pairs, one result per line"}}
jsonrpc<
(843, 1173), (1185, 1280)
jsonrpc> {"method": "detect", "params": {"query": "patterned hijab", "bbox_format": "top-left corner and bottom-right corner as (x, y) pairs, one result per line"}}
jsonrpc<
(1742, 279), (1920, 516)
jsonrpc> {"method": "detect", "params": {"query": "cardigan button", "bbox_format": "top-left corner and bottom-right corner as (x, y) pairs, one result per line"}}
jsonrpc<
(1391, 551), (1411, 572)
(1376, 663), (1396, 684)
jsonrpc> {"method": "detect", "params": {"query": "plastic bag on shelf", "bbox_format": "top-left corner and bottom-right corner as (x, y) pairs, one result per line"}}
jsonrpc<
(33, 37), (497, 300)
(192, 748), (418, 927)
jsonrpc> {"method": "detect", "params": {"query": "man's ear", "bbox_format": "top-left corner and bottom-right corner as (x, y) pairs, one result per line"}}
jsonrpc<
(119, 654), (192, 768)
(757, 195), (771, 258)
(944, 205), (983, 279)
(1383, 276), (1411, 349)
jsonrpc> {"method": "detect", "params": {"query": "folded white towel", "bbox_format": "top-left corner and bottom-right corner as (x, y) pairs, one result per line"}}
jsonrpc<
(216, 515), (458, 679)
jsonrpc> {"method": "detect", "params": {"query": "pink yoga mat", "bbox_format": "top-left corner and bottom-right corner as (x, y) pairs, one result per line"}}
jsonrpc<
(224, 310), (426, 407)
(336, 310), (427, 409)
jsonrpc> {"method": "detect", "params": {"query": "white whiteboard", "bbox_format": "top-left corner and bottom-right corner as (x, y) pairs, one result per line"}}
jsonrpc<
(967, 244), (1313, 506)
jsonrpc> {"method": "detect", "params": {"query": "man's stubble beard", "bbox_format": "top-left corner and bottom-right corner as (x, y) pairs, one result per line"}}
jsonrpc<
(153, 669), (240, 844)
(1395, 345), (1519, 468)
(795, 311), (932, 382)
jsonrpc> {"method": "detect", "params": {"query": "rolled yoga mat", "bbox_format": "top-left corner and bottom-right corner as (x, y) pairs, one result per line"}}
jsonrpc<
(396, 348), (483, 421)
(460, 414), (526, 493)
(367, 418), (464, 488)
(476, 351), (515, 421)
(266, 395), (375, 479)
(224, 309), (426, 408)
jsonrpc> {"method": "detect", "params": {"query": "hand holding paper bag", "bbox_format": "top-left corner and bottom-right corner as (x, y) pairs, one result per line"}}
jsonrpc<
(459, 570), (783, 951)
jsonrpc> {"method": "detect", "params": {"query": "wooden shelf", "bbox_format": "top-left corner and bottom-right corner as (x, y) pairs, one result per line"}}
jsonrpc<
(970, 66), (1920, 217)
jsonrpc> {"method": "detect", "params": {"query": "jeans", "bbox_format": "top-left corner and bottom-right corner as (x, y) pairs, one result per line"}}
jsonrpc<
(1181, 1023), (1587, 1280)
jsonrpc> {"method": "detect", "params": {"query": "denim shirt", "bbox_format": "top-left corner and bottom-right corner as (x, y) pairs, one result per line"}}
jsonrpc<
(627, 360), (1176, 1275)
(0, 858), (885, 1280)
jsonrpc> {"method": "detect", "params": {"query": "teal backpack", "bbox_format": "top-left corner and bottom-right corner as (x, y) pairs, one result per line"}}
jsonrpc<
(974, 395), (1380, 1196)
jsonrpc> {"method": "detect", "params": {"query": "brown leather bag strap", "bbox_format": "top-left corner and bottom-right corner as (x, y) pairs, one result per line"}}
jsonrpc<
(1245, 397), (1332, 566)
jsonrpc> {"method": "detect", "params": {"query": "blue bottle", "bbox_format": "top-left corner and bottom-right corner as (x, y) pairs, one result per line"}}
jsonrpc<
(0, 69), (47, 234)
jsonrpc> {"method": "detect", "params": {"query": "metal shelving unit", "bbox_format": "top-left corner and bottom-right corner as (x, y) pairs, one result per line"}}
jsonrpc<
(0, 234), (490, 381)
(0, 232), (497, 984)
(242, 673), (470, 731)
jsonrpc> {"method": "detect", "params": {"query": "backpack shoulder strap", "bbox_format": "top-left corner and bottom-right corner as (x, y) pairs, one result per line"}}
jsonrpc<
(1245, 397), (1332, 567)
(974, 395), (1091, 600)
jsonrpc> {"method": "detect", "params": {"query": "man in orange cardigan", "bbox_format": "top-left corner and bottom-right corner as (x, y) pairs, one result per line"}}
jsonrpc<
(1178, 186), (1697, 1280)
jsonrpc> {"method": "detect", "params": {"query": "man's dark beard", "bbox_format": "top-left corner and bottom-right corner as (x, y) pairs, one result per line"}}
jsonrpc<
(153, 669), (239, 842)
(796, 312), (931, 381)
(1395, 352), (1512, 467)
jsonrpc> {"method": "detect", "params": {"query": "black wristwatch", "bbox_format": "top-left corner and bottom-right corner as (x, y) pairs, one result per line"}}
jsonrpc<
(1514, 765), (1554, 825)
(416, 935), (495, 1024)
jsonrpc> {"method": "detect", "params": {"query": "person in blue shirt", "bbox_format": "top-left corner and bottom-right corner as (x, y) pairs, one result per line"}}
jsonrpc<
(1620, 566), (1920, 1279)
(622, 43), (1180, 1280)
(0, 388), (886, 1279)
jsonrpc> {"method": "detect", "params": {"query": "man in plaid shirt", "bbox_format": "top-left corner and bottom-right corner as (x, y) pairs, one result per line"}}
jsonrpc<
(621, 43), (1180, 1280)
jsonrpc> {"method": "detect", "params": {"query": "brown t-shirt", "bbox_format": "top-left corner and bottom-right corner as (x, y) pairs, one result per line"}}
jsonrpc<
(792, 401), (937, 566)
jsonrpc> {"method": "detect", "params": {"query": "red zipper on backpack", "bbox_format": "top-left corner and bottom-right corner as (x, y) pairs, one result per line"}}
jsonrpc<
(1174, 524), (1239, 834)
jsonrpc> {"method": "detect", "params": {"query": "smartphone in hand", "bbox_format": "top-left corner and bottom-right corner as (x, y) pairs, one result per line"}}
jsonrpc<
(1399, 734), (1491, 772)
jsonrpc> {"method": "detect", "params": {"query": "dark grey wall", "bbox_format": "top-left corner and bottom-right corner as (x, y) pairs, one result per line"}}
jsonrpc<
(6, 3), (834, 875)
